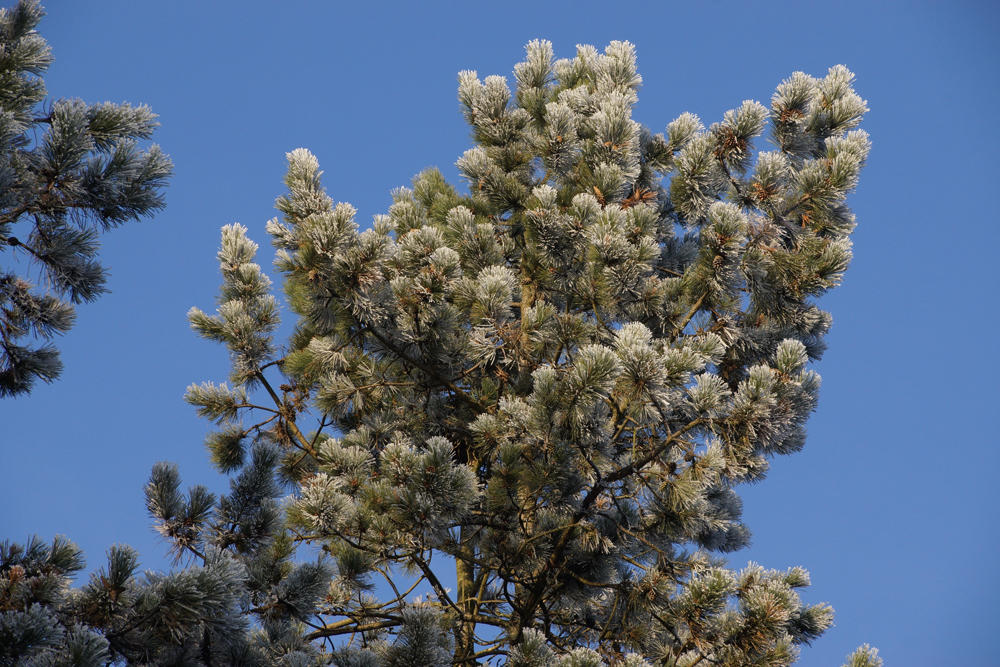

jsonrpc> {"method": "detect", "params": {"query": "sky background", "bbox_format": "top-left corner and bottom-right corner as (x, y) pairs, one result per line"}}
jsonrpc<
(2, 1), (999, 665)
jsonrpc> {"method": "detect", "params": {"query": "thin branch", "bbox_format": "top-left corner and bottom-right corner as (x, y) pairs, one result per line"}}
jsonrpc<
(255, 370), (319, 458)
(305, 618), (401, 641)
(655, 265), (684, 278)
(672, 292), (707, 339)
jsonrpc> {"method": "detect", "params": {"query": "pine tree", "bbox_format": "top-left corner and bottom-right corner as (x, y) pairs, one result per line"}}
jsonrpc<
(0, 0), (172, 397)
(178, 40), (875, 666)
(1, 40), (881, 667)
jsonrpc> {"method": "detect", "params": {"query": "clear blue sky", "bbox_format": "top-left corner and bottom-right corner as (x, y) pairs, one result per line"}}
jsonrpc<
(3, 1), (998, 665)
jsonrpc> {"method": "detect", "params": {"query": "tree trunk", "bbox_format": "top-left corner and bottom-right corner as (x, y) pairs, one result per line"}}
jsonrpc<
(455, 525), (477, 662)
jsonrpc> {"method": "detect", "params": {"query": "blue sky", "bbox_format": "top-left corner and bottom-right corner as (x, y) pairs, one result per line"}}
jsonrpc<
(2, 1), (998, 665)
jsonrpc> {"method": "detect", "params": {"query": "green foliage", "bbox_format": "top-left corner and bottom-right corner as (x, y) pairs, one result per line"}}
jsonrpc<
(0, 0), (172, 397)
(0, 459), (334, 664)
(175, 39), (871, 666)
(3, 37), (874, 667)
(841, 645), (881, 667)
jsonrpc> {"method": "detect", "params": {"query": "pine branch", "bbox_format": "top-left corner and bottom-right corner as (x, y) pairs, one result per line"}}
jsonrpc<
(672, 292), (707, 339)
(512, 417), (704, 641)
(409, 552), (464, 617)
(305, 618), (401, 640)
(606, 418), (704, 484)
(363, 325), (488, 414)
(255, 370), (318, 458)
(655, 265), (684, 278)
